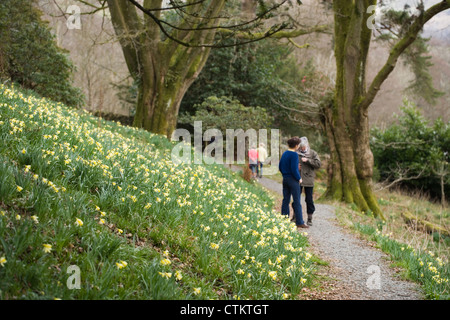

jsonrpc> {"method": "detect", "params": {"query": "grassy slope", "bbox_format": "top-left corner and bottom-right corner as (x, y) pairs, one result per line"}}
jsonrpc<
(0, 85), (314, 300)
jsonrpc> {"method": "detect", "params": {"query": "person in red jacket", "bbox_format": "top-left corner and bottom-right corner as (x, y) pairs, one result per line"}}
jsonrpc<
(248, 145), (259, 179)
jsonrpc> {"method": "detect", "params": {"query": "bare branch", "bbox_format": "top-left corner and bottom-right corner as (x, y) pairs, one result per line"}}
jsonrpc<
(376, 165), (427, 191)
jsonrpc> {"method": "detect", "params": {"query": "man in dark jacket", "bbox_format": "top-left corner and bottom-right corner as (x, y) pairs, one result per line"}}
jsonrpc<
(297, 137), (321, 226)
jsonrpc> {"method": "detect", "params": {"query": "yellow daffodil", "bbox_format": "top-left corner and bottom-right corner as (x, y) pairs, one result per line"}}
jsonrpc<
(16, 185), (23, 192)
(116, 260), (127, 269)
(268, 271), (277, 281)
(160, 258), (171, 266)
(0, 256), (6, 267)
(43, 244), (52, 253)
(193, 287), (201, 295)
(158, 272), (172, 279)
(75, 218), (83, 227)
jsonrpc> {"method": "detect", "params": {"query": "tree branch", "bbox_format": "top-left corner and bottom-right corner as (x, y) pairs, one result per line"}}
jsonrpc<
(360, 0), (450, 111)
(105, 0), (143, 78)
(376, 165), (427, 191)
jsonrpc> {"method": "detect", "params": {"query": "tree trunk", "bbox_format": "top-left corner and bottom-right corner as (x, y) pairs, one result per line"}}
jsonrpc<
(132, 45), (212, 137)
(106, 0), (224, 138)
(322, 0), (385, 219)
(324, 0), (450, 219)
(323, 104), (384, 219)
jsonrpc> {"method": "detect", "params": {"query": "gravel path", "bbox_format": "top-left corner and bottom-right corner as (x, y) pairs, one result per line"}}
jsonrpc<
(255, 173), (423, 300)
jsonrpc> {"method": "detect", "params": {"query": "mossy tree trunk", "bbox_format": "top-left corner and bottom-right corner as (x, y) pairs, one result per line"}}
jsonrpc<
(106, 0), (223, 137)
(132, 44), (212, 136)
(323, 0), (450, 219)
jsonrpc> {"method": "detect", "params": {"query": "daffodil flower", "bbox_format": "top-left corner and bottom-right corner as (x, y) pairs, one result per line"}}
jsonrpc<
(193, 287), (201, 295)
(0, 256), (6, 267)
(158, 272), (172, 279)
(75, 218), (83, 227)
(160, 258), (171, 266)
(116, 260), (127, 269)
(43, 244), (52, 253)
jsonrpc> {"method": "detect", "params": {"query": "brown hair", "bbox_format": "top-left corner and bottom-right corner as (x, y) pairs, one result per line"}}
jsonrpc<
(287, 137), (301, 149)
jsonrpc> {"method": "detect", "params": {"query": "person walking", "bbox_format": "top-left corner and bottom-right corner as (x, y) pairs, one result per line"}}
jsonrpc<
(297, 137), (321, 226)
(279, 137), (309, 230)
(256, 143), (268, 178)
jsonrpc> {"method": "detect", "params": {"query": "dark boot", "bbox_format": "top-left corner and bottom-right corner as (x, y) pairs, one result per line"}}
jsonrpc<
(307, 214), (313, 226)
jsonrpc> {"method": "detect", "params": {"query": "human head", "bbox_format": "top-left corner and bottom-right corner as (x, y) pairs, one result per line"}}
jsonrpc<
(300, 137), (309, 152)
(299, 142), (307, 151)
(287, 137), (301, 149)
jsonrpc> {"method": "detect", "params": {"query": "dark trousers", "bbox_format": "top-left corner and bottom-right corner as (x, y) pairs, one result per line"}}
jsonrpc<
(257, 161), (263, 177)
(301, 186), (315, 214)
(282, 176), (304, 225)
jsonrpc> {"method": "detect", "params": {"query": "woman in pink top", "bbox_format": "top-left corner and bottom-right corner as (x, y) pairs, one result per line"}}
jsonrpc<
(248, 146), (259, 179)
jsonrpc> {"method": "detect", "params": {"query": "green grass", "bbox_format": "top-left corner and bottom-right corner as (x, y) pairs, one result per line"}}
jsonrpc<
(0, 84), (314, 300)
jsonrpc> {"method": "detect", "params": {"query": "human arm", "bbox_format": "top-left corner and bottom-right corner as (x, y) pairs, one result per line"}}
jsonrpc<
(301, 150), (321, 169)
(291, 152), (301, 181)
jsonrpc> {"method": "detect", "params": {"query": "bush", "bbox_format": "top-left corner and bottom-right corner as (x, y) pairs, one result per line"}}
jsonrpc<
(179, 96), (273, 132)
(371, 100), (449, 201)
